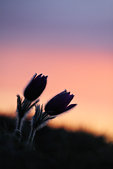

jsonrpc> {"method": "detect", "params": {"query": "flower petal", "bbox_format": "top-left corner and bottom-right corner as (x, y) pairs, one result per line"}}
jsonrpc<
(65, 104), (77, 112)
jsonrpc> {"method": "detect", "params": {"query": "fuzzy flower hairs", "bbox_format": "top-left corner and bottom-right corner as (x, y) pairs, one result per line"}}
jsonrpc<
(16, 73), (47, 135)
(15, 73), (77, 144)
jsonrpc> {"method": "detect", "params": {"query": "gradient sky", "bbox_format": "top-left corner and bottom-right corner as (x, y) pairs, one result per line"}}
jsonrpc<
(0, 0), (113, 138)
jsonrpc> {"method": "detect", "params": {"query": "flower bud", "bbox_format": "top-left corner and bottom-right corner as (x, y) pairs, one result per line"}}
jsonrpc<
(45, 90), (77, 115)
(24, 73), (48, 101)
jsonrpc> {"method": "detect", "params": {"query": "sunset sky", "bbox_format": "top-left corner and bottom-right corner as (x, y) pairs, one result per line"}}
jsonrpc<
(0, 0), (113, 138)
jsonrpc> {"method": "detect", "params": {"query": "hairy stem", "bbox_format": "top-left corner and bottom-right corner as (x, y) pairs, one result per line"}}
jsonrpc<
(15, 117), (23, 135)
(28, 127), (36, 144)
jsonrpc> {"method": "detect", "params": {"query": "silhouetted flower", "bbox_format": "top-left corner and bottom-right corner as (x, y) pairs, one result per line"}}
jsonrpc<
(24, 73), (48, 101)
(45, 90), (77, 115)
(15, 73), (48, 135)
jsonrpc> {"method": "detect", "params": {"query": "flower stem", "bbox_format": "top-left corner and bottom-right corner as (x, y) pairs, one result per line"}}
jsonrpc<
(15, 117), (23, 137)
(28, 127), (36, 145)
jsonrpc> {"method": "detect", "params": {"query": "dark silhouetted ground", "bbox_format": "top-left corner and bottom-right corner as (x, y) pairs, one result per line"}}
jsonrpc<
(0, 115), (113, 169)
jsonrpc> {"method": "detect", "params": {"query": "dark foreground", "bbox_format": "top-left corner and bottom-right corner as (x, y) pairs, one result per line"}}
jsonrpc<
(0, 116), (113, 169)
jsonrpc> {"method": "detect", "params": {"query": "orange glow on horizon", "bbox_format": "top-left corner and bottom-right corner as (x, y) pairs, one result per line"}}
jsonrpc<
(0, 45), (113, 139)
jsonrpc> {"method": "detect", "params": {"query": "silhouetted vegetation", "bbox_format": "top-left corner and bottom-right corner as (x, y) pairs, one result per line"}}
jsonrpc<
(0, 115), (113, 169)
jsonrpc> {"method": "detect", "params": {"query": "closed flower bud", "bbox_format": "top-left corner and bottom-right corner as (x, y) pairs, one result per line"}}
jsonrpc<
(45, 90), (77, 115)
(24, 73), (48, 101)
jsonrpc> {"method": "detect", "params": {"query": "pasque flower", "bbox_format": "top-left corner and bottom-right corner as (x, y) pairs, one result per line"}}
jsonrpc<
(15, 73), (77, 145)
(24, 73), (48, 101)
(28, 90), (76, 144)
(15, 73), (47, 136)
(45, 90), (77, 115)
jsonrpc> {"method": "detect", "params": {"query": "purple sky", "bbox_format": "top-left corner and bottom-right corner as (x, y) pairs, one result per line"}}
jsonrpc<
(0, 0), (113, 51)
